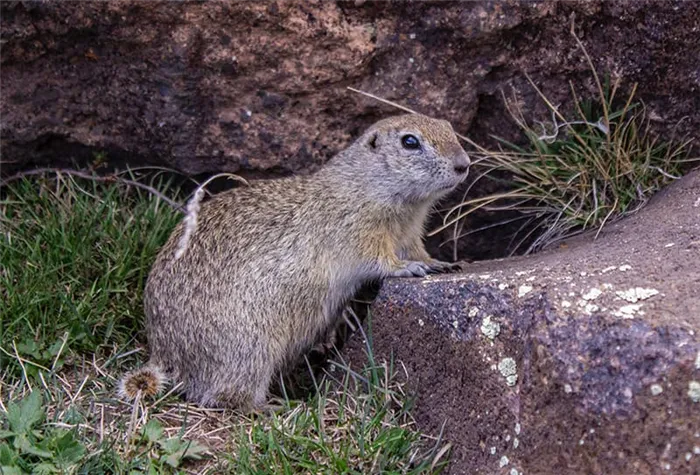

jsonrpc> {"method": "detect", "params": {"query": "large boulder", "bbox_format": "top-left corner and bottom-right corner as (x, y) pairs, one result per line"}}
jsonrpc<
(345, 169), (700, 474)
(2, 0), (699, 177)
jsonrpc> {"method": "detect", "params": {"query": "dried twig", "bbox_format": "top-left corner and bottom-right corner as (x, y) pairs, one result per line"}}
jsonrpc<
(535, 107), (608, 143)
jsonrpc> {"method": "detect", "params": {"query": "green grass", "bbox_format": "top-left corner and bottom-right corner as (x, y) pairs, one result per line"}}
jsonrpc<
(431, 31), (697, 256)
(0, 174), (448, 474)
(1, 175), (181, 374)
(229, 358), (448, 475)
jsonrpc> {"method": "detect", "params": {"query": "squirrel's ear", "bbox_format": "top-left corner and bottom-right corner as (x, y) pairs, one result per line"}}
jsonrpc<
(366, 133), (378, 150)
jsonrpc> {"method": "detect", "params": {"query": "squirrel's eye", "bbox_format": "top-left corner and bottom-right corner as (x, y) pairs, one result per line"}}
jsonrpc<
(401, 134), (421, 150)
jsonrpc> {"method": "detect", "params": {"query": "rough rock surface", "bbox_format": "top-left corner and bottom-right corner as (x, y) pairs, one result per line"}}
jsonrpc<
(2, 0), (699, 177)
(344, 170), (700, 474)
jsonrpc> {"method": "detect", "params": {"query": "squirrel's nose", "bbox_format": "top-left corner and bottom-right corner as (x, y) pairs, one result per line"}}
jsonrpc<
(453, 152), (470, 174)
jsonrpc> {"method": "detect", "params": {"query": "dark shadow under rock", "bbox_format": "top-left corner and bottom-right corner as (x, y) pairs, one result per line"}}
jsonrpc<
(344, 170), (700, 474)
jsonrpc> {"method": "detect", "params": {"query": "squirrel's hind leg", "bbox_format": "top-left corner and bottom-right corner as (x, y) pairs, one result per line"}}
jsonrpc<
(207, 366), (274, 413)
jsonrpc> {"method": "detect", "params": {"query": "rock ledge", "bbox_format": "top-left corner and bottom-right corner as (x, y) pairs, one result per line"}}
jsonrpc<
(348, 170), (700, 474)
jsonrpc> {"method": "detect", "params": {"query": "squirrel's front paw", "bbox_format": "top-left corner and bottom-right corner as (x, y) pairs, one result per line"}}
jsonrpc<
(390, 259), (463, 278)
(426, 259), (462, 273)
(390, 260), (433, 277)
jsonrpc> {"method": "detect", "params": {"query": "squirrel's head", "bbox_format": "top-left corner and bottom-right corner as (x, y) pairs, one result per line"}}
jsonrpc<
(343, 114), (470, 203)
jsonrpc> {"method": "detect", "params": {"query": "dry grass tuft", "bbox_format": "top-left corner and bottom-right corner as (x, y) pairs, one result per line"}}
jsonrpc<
(432, 29), (698, 257)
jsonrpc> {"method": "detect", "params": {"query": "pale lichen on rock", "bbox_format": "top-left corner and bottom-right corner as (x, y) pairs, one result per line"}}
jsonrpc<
(616, 288), (659, 303)
(480, 315), (501, 340)
(498, 357), (518, 386)
(499, 455), (509, 468)
(582, 288), (602, 300)
(689, 381), (700, 403)
(518, 285), (533, 297)
(613, 304), (645, 319)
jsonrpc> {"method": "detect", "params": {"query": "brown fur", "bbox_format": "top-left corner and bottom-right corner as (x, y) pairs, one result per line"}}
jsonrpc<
(123, 114), (470, 410)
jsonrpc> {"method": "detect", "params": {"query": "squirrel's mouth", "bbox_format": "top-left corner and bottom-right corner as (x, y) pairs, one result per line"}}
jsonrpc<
(438, 182), (460, 192)
(437, 176), (468, 193)
(449, 173), (469, 187)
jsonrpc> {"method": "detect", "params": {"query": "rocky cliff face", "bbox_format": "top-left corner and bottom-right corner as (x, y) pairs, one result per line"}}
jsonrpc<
(2, 0), (698, 178)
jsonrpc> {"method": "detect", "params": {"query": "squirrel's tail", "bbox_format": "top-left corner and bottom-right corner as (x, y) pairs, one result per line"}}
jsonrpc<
(118, 364), (168, 401)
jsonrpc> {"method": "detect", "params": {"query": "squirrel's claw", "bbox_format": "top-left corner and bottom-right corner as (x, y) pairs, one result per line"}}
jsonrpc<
(427, 260), (462, 273)
(390, 260), (462, 278)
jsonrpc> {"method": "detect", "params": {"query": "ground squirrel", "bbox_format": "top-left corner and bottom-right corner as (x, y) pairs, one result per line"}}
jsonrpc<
(120, 113), (470, 410)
